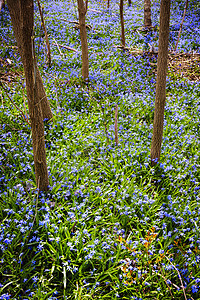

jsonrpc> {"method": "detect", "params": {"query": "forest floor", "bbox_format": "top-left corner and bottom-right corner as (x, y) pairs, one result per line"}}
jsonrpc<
(0, 0), (200, 299)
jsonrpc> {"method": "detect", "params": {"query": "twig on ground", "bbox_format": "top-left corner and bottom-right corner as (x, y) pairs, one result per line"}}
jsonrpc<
(165, 256), (187, 300)
(53, 38), (65, 57)
(26, 177), (40, 242)
(22, 84), (29, 124)
(1, 81), (30, 125)
(0, 89), (4, 108)
(52, 43), (78, 52)
(113, 44), (130, 51)
(88, 8), (102, 13)
(115, 104), (118, 146)
(158, 269), (175, 299)
(62, 19), (92, 30)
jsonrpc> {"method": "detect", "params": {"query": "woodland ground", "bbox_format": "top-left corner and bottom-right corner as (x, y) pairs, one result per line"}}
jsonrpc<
(0, 0), (200, 299)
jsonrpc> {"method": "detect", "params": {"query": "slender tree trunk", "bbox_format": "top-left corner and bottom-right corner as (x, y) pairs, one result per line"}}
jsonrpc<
(107, 0), (110, 9)
(150, 0), (171, 166)
(144, 0), (152, 28)
(128, 0), (131, 7)
(174, 0), (188, 52)
(7, 0), (53, 121)
(77, 0), (89, 79)
(7, 0), (49, 191)
(37, 0), (51, 67)
(120, 0), (125, 48)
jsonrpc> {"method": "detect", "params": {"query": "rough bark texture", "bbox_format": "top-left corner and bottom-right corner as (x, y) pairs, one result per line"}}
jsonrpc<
(7, 0), (53, 121)
(7, 0), (49, 191)
(120, 0), (125, 47)
(144, 0), (152, 28)
(150, 0), (171, 166)
(85, 0), (88, 12)
(77, 0), (89, 79)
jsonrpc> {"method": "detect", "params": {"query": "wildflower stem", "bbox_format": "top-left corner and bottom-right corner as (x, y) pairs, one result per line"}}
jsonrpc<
(165, 256), (187, 300)
(115, 104), (118, 146)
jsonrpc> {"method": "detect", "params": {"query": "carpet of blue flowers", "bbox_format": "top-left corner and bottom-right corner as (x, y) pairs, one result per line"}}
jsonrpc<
(0, 0), (200, 299)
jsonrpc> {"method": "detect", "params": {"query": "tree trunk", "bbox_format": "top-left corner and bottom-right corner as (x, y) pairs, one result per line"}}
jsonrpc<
(7, 0), (53, 121)
(174, 0), (188, 52)
(107, 0), (110, 9)
(37, 0), (51, 67)
(85, 0), (88, 13)
(7, 0), (49, 191)
(77, 0), (89, 80)
(120, 0), (125, 48)
(144, 0), (152, 28)
(128, 0), (131, 7)
(150, 0), (171, 166)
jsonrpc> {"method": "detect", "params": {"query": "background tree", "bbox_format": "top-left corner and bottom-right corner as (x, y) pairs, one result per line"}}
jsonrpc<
(144, 0), (152, 28)
(150, 0), (171, 165)
(174, 0), (188, 52)
(120, 0), (125, 48)
(7, 0), (49, 190)
(77, 0), (89, 79)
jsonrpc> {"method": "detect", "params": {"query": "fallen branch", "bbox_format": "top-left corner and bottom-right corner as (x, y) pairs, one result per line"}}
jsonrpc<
(52, 43), (78, 52)
(1, 81), (30, 125)
(53, 38), (64, 57)
(0, 89), (3, 108)
(26, 177), (40, 242)
(115, 104), (118, 146)
(165, 256), (187, 300)
(22, 84), (30, 124)
(88, 8), (102, 13)
(113, 44), (130, 51)
(62, 19), (92, 30)
(68, 20), (79, 25)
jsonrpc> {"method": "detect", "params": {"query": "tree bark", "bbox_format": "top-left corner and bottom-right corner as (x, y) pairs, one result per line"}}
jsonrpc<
(7, 0), (49, 191)
(150, 0), (171, 166)
(120, 0), (125, 48)
(77, 0), (89, 80)
(7, 0), (53, 121)
(144, 0), (152, 28)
